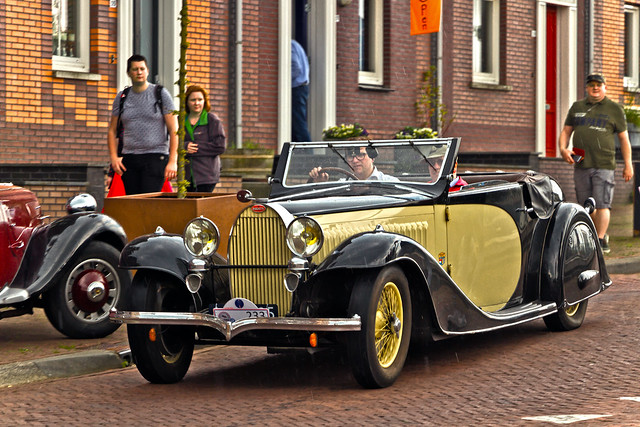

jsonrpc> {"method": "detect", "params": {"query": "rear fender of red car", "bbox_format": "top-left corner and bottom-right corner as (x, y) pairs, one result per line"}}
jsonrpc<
(6, 212), (127, 298)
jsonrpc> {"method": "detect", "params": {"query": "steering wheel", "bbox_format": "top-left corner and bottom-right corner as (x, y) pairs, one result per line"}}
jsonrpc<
(319, 167), (359, 181)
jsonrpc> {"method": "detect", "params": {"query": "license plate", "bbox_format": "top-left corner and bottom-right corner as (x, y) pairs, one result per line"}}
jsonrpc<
(210, 298), (278, 322)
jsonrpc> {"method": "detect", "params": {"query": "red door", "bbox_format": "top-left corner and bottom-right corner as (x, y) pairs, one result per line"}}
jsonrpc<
(545, 6), (558, 157)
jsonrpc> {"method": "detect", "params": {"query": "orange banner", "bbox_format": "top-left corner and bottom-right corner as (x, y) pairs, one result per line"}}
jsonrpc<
(410, 0), (441, 35)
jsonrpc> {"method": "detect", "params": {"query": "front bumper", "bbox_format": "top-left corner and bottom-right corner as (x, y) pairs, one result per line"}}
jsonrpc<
(109, 309), (361, 341)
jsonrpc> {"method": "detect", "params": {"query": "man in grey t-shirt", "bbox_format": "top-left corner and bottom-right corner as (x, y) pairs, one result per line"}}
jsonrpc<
(107, 54), (178, 194)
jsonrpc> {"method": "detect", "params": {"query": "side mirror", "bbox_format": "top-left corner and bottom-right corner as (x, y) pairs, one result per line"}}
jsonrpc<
(237, 189), (254, 203)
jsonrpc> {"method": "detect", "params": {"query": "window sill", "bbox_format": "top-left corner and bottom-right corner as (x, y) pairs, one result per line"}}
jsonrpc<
(624, 86), (640, 94)
(53, 70), (102, 82)
(470, 81), (512, 91)
(358, 84), (394, 92)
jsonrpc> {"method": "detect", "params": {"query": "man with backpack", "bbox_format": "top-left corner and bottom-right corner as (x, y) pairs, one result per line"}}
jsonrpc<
(107, 54), (178, 195)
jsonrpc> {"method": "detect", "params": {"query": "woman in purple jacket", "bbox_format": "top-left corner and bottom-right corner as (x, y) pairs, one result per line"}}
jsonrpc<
(184, 85), (227, 192)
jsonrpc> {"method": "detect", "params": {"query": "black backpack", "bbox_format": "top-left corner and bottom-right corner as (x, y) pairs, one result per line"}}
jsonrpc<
(116, 84), (165, 155)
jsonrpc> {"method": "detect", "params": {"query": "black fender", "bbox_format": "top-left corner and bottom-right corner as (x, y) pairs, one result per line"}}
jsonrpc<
(120, 233), (194, 282)
(8, 212), (127, 296)
(119, 232), (228, 282)
(541, 202), (610, 306)
(311, 230), (554, 336)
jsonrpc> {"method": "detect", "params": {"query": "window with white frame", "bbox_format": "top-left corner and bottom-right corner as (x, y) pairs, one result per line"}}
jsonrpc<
(358, 0), (383, 86)
(624, 5), (639, 89)
(52, 0), (89, 72)
(472, 0), (500, 84)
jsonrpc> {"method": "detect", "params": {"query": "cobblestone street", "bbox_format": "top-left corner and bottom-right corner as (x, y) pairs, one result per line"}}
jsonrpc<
(1, 274), (639, 425)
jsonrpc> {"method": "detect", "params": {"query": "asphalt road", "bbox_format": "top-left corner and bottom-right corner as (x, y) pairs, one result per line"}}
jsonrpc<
(0, 273), (639, 425)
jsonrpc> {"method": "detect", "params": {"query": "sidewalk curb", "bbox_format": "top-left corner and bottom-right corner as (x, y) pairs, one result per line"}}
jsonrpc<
(0, 350), (126, 388)
(606, 256), (640, 275)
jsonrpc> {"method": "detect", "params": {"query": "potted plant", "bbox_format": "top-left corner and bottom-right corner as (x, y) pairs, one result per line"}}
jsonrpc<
(624, 95), (640, 147)
(103, 1), (246, 255)
(394, 126), (438, 139)
(322, 123), (369, 140)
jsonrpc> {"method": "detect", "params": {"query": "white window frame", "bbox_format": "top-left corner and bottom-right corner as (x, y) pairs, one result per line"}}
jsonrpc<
(358, 0), (383, 86)
(472, 0), (500, 85)
(624, 5), (639, 89)
(52, 0), (90, 73)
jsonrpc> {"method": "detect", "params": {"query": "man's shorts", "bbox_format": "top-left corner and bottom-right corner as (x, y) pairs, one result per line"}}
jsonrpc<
(574, 168), (615, 209)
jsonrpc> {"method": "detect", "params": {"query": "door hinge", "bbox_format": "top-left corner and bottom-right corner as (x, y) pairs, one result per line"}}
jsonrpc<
(445, 206), (451, 222)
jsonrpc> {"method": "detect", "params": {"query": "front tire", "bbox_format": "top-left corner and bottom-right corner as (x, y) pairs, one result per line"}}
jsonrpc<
(127, 272), (195, 384)
(347, 266), (412, 388)
(543, 300), (588, 331)
(43, 241), (130, 339)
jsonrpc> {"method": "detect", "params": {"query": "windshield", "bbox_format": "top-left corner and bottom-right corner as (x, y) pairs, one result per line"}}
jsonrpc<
(282, 139), (452, 188)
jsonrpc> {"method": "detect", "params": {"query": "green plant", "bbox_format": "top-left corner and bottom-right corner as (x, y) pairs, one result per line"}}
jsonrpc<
(322, 123), (369, 140)
(175, 0), (190, 198)
(623, 94), (640, 128)
(416, 66), (455, 135)
(394, 126), (438, 139)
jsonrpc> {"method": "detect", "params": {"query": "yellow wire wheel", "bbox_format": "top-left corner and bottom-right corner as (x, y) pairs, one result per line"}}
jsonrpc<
(347, 265), (412, 388)
(564, 302), (579, 317)
(375, 281), (403, 368)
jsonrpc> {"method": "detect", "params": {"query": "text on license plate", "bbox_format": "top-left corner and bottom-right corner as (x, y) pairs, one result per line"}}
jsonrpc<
(210, 298), (278, 322)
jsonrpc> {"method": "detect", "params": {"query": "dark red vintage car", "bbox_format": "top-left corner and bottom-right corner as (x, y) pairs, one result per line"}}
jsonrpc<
(0, 183), (130, 338)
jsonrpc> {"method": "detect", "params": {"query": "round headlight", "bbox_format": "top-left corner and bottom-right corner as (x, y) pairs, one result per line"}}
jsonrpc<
(183, 217), (219, 257)
(286, 217), (323, 257)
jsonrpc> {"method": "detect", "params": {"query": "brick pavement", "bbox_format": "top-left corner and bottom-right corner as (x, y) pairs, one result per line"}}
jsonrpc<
(0, 273), (638, 425)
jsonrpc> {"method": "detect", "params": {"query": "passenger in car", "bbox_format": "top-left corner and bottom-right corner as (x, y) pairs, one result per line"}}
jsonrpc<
(449, 160), (468, 192)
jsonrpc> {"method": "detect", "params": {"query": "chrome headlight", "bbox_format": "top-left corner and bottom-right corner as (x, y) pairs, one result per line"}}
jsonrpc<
(286, 217), (323, 257)
(183, 217), (219, 257)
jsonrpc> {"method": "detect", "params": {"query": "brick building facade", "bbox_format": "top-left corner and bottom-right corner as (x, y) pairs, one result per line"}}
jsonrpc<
(0, 0), (637, 221)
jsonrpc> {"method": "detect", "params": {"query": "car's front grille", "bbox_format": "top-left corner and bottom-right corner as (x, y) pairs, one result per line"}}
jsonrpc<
(227, 206), (292, 315)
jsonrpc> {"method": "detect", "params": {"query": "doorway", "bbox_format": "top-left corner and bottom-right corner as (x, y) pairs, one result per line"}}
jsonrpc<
(133, 0), (160, 83)
(535, 1), (577, 158)
(545, 5), (558, 157)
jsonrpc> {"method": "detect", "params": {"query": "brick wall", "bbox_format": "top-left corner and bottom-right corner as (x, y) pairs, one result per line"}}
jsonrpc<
(442, 0), (537, 153)
(0, 1), (116, 166)
(333, 1), (430, 140)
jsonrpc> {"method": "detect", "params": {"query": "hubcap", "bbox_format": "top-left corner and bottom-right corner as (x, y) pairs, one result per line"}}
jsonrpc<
(374, 282), (403, 368)
(66, 258), (118, 322)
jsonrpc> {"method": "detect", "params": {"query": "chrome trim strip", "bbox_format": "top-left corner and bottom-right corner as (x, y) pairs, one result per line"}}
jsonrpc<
(109, 309), (361, 341)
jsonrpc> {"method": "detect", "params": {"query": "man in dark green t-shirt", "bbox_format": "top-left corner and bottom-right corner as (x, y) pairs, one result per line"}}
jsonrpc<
(559, 73), (633, 253)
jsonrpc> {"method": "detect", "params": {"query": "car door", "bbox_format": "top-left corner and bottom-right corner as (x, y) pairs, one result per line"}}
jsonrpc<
(445, 184), (526, 312)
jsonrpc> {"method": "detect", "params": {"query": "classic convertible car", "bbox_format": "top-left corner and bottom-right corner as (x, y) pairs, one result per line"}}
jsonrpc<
(0, 184), (130, 338)
(110, 137), (610, 388)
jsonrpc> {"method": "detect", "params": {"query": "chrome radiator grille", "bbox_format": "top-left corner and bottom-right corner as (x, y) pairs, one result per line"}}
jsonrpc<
(228, 206), (292, 315)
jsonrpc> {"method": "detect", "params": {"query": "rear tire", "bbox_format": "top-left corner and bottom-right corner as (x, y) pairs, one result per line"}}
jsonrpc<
(127, 272), (195, 384)
(347, 266), (412, 388)
(44, 241), (130, 339)
(544, 300), (588, 331)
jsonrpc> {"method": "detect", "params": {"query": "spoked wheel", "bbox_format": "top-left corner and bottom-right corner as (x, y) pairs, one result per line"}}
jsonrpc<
(44, 241), (130, 339)
(320, 167), (359, 180)
(347, 266), (412, 388)
(544, 300), (588, 331)
(127, 272), (195, 384)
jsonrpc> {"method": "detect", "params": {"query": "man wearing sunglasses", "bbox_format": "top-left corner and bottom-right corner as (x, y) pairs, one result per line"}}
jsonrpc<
(309, 146), (398, 181)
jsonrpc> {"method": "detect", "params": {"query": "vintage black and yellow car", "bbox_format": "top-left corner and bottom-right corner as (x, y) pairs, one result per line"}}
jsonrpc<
(110, 137), (610, 388)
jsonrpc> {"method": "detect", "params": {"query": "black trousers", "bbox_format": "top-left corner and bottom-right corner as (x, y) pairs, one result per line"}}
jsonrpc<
(121, 153), (168, 195)
(186, 182), (217, 193)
